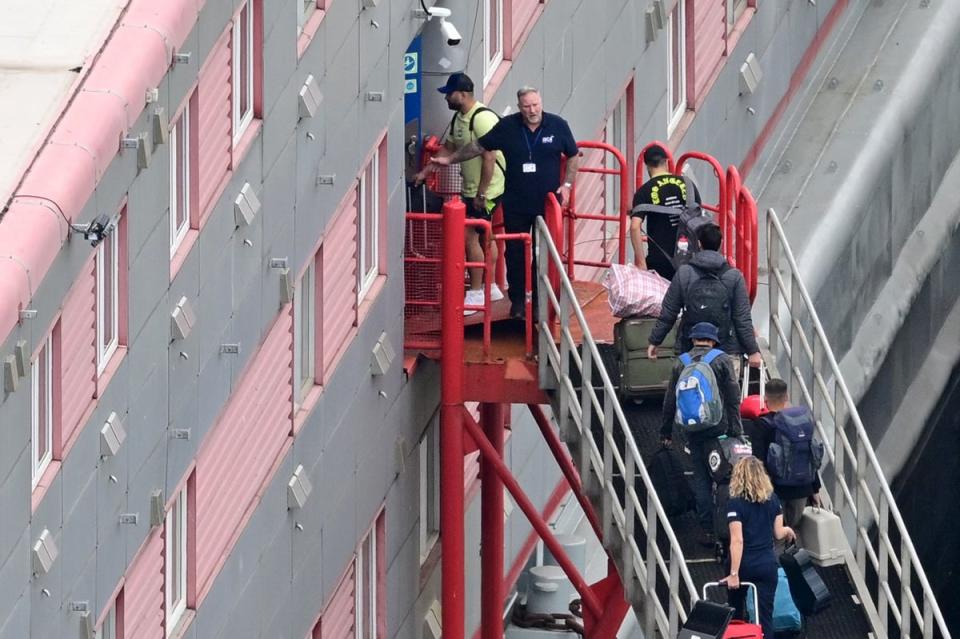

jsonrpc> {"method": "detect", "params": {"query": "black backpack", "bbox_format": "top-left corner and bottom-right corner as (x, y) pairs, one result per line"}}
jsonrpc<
(632, 175), (713, 268)
(448, 106), (506, 175)
(683, 265), (732, 345)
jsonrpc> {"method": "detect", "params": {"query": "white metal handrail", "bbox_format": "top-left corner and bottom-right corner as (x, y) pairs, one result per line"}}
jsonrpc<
(767, 208), (950, 638)
(534, 217), (699, 637)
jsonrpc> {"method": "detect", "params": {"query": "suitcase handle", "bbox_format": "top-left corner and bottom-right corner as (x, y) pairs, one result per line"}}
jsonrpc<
(701, 581), (759, 625)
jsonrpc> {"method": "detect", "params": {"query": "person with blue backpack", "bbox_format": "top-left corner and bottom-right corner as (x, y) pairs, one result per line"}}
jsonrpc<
(661, 321), (744, 547)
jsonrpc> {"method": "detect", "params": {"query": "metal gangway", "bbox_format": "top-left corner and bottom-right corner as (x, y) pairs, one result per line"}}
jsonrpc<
(529, 205), (950, 637)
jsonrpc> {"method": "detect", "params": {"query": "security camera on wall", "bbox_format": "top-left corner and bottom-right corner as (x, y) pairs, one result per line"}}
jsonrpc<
(427, 6), (462, 46)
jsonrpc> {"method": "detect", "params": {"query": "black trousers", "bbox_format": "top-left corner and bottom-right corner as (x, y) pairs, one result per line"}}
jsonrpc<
(503, 210), (541, 306)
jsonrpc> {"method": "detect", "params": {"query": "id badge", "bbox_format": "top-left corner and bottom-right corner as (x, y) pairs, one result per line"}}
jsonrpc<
(522, 162), (537, 173)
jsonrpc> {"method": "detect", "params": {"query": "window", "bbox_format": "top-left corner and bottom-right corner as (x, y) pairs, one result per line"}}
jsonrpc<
(97, 592), (122, 639)
(31, 334), (53, 488)
(96, 226), (119, 374)
(232, 2), (255, 143)
(483, 0), (504, 84)
(667, 0), (687, 133)
(356, 511), (384, 639)
(418, 416), (440, 562)
(169, 108), (191, 256)
(293, 261), (316, 405)
(165, 485), (188, 635)
(357, 147), (380, 300)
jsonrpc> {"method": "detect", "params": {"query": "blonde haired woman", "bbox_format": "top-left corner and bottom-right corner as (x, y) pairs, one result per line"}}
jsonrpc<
(723, 456), (796, 638)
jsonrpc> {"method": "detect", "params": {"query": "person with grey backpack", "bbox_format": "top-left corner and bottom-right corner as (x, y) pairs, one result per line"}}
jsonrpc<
(661, 322), (744, 547)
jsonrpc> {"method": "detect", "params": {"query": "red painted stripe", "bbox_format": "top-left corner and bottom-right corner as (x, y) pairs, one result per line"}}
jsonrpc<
(740, 0), (851, 178)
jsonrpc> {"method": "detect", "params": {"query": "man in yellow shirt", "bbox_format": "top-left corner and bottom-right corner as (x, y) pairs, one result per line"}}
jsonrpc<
(417, 73), (506, 314)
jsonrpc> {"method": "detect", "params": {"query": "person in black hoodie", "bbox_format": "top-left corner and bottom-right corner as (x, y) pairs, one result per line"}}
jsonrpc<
(662, 322), (743, 546)
(647, 223), (761, 368)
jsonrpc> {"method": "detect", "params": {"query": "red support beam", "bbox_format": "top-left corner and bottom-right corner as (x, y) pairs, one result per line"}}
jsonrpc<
(480, 402), (506, 639)
(441, 197), (467, 639)
(526, 404), (603, 539)
(460, 410), (604, 619)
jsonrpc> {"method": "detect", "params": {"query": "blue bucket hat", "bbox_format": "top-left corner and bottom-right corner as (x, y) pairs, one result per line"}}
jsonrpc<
(689, 322), (720, 343)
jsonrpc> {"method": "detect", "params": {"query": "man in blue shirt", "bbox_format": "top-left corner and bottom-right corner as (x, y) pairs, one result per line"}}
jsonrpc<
(431, 87), (579, 319)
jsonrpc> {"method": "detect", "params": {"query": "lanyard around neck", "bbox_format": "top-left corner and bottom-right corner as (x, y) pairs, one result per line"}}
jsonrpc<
(523, 125), (544, 161)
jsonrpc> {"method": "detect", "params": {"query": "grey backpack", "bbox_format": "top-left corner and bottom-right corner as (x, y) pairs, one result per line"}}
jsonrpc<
(632, 176), (712, 268)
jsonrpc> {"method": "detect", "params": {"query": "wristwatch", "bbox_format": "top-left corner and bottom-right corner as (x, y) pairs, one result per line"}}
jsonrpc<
(562, 182), (572, 189)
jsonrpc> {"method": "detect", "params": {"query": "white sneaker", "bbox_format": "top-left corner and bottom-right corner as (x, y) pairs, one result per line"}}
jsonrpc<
(463, 289), (484, 316)
(490, 283), (504, 302)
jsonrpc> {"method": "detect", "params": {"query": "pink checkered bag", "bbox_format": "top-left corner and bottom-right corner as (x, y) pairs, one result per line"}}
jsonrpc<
(602, 264), (670, 318)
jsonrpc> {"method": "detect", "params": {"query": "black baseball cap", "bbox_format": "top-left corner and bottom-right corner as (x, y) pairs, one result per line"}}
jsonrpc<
(437, 72), (474, 94)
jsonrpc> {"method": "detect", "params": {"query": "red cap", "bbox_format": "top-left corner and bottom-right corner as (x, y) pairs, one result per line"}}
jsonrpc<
(741, 395), (767, 420)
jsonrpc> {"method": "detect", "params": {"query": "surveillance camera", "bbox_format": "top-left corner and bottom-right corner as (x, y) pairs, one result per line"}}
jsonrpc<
(426, 7), (462, 46)
(440, 18), (462, 46)
(70, 213), (118, 247)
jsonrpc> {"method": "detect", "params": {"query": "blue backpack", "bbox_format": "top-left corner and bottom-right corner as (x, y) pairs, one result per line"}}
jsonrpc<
(675, 349), (724, 432)
(766, 406), (824, 487)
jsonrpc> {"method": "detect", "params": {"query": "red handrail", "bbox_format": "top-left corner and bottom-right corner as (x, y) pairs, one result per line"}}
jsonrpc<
(636, 139), (676, 187)
(563, 141), (630, 278)
(737, 185), (759, 303)
(726, 165), (743, 269)
(676, 151), (729, 260)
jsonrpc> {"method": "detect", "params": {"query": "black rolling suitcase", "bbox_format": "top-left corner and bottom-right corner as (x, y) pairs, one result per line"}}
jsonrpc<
(647, 446), (695, 517)
(779, 545), (832, 615)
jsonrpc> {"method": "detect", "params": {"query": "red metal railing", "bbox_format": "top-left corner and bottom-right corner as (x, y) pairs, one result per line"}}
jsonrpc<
(675, 151), (728, 252)
(562, 141), (631, 278)
(403, 200), (533, 359)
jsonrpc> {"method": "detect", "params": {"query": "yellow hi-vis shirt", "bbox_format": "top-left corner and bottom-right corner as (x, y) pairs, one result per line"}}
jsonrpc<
(443, 102), (506, 201)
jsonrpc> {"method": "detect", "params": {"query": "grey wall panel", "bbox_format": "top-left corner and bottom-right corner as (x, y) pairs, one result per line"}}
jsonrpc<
(95, 459), (127, 617)
(125, 363), (168, 485)
(123, 438), (164, 564)
(263, 0), (299, 119)
(29, 504), (62, 639)
(128, 216), (173, 345)
(60, 422), (99, 524)
(0, 453), (29, 585)
(0, 589), (27, 639)
(60, 537), (96, 627)
(261, 74), (299, 179)
(289, 524), (322, 638)
(0, 392), (29, 521)
(0, 530), (29, 625)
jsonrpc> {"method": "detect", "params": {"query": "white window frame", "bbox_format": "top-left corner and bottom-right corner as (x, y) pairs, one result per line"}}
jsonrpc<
(667, 0), (687, 134)
(358, 150), (380, 300)
(355, 526), (378, 639)
(483, 0), (504, 85)
(96, 230), (119, 375)
(165, 485), (188, 635)
(31, 335), (53, 488)
(232, 1), (255, 144)
(298, 0), (318, 34)
(293, 261), (316, 405)
(418, 417), (440, 562)
(97, 600), (118, 639)
(169, 111), (190, 257)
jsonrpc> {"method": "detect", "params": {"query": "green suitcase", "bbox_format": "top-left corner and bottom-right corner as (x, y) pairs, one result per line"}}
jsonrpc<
(614, 317), (677, 398)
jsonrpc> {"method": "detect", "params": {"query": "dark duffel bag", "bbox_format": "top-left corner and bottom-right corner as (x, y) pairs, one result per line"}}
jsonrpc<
(647, 446), (695, 518)
(779, 544), (832, 616)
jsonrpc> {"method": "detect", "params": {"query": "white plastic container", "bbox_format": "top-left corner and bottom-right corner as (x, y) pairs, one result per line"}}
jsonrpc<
(798, 506), (847, 567)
